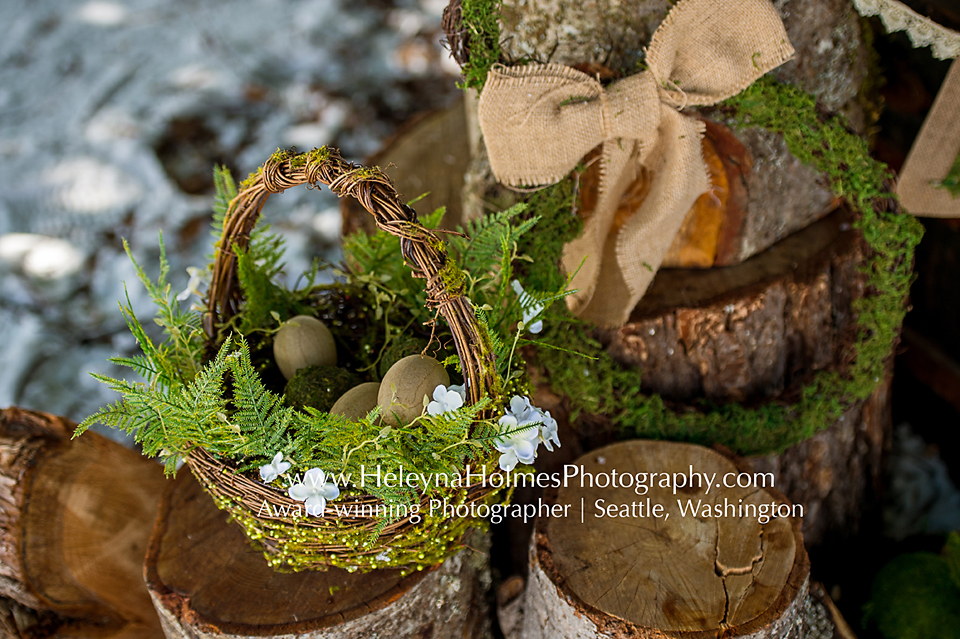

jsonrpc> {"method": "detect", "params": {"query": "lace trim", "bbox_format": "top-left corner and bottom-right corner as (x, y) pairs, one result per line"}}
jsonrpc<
(853, 0), (960, 59)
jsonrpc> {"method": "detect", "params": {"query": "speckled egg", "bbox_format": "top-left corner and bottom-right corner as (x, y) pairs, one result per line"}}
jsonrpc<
(377, 355), (449, 425)
(273, 315), (337, 380)
(329, 382), (381, 421)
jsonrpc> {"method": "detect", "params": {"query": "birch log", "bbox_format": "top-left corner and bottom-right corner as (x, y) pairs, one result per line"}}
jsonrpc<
(460, 0), (869, 264)
(518, 440), (810, 639)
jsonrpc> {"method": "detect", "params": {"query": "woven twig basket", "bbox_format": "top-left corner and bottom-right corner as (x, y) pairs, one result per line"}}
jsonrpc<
(187, 147), (504, 573)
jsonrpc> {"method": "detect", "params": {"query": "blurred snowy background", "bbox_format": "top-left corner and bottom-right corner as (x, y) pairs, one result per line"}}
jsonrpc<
(0, 0), (461, 434)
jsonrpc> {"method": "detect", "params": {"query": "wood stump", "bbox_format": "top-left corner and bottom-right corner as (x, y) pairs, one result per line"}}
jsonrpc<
(601, 208), (864, 403)
(145, 470), (492, 639)
(0, 406), (166, 638)
(340, 110), (889, 546)
(587, 208), (889, 547)
(746, 372), (891, 547)
(520, 440), (810, 638)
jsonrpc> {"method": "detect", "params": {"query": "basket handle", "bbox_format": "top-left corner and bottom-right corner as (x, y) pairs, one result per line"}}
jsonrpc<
(205, 147), (498, 406)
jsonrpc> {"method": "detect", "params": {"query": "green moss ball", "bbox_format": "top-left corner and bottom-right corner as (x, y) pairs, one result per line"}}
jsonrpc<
(284, 366), (361, 413)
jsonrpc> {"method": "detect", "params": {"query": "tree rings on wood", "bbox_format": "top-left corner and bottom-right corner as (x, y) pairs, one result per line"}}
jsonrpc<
(523, 440), (809, 638)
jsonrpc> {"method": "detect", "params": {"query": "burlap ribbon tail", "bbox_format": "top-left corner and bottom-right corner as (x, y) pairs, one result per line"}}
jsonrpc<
(478, 0), (795, 327)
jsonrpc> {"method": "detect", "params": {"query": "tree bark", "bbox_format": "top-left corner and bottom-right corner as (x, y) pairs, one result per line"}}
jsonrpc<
(517, 440), (810, 638)
(500, 570), (850, 639)
(0, 406), (166, 638)
(534, 209), (889, 546)
(745, 371), (892, 547)
(145, 470), (493, 639)
(599, 208), (864, 403)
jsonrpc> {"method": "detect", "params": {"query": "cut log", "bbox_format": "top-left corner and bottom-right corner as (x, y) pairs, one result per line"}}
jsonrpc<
(0, 406), (166, 638)
(498, 577), (853, 639)
(145, 469), (492, 639)
(600, 208), (864, 403)
(534, 209), (889, 546)
(527, 374), (891, 550)
(520, 440), (809, 638)
(745, 371), (891, 548)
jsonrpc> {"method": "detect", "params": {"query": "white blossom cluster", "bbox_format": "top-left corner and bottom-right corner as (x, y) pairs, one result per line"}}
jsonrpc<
(259, 452), (340, 517)
(427, 384), (466, 416)
(495, 396), (560, 471)
(425, 384), (560, 472)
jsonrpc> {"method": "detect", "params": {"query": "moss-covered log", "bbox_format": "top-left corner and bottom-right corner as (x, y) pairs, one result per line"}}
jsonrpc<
(602, 209), (862, 402)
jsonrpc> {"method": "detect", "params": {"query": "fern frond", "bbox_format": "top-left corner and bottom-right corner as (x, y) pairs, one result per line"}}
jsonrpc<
(210, 165), (238, 255)
(228, 336), (295, 455)
(121, 238), (204, 385)
(449, 203), (531, 276)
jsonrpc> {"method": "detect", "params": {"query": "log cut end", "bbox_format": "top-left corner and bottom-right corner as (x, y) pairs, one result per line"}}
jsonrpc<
(0, 406), (166, 637)
(524, 440), (809, 638)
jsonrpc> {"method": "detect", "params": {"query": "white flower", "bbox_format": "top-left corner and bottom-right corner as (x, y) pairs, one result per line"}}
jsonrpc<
(512, 279), (544, 334)
(449, 384), (466, 401)
(508, 395), (537, 423)
(259, 452), (292, 483)
(495, 414), (541, 471)
(176, 266), (209, 301)
(539, 410), (561, 452)
(427, 384), (465, 416)
(288, 468), (340, 516)
(499, 395), (562, 462)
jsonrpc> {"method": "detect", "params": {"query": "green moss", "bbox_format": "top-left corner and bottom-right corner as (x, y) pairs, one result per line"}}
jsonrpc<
(284, 366), (361, 413)
(349, 166), (388, 182)
(864, 547), (960, 639)
(379, 334), (430, 378)
(438, 259), (467, 293)
(269, 147), (293, 164)
(517, 77), (923, 456)
(203, 465), (513, 575)
(517, 179), (580, 293)
(290, 146), (330, 170)
(459, 0), (503, 91)
(947, 531), (960, 589)
(238, 166), (263, 192)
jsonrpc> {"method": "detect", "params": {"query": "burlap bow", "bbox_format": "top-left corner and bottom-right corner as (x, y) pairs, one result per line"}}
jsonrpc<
(478, 0), (795, 327)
